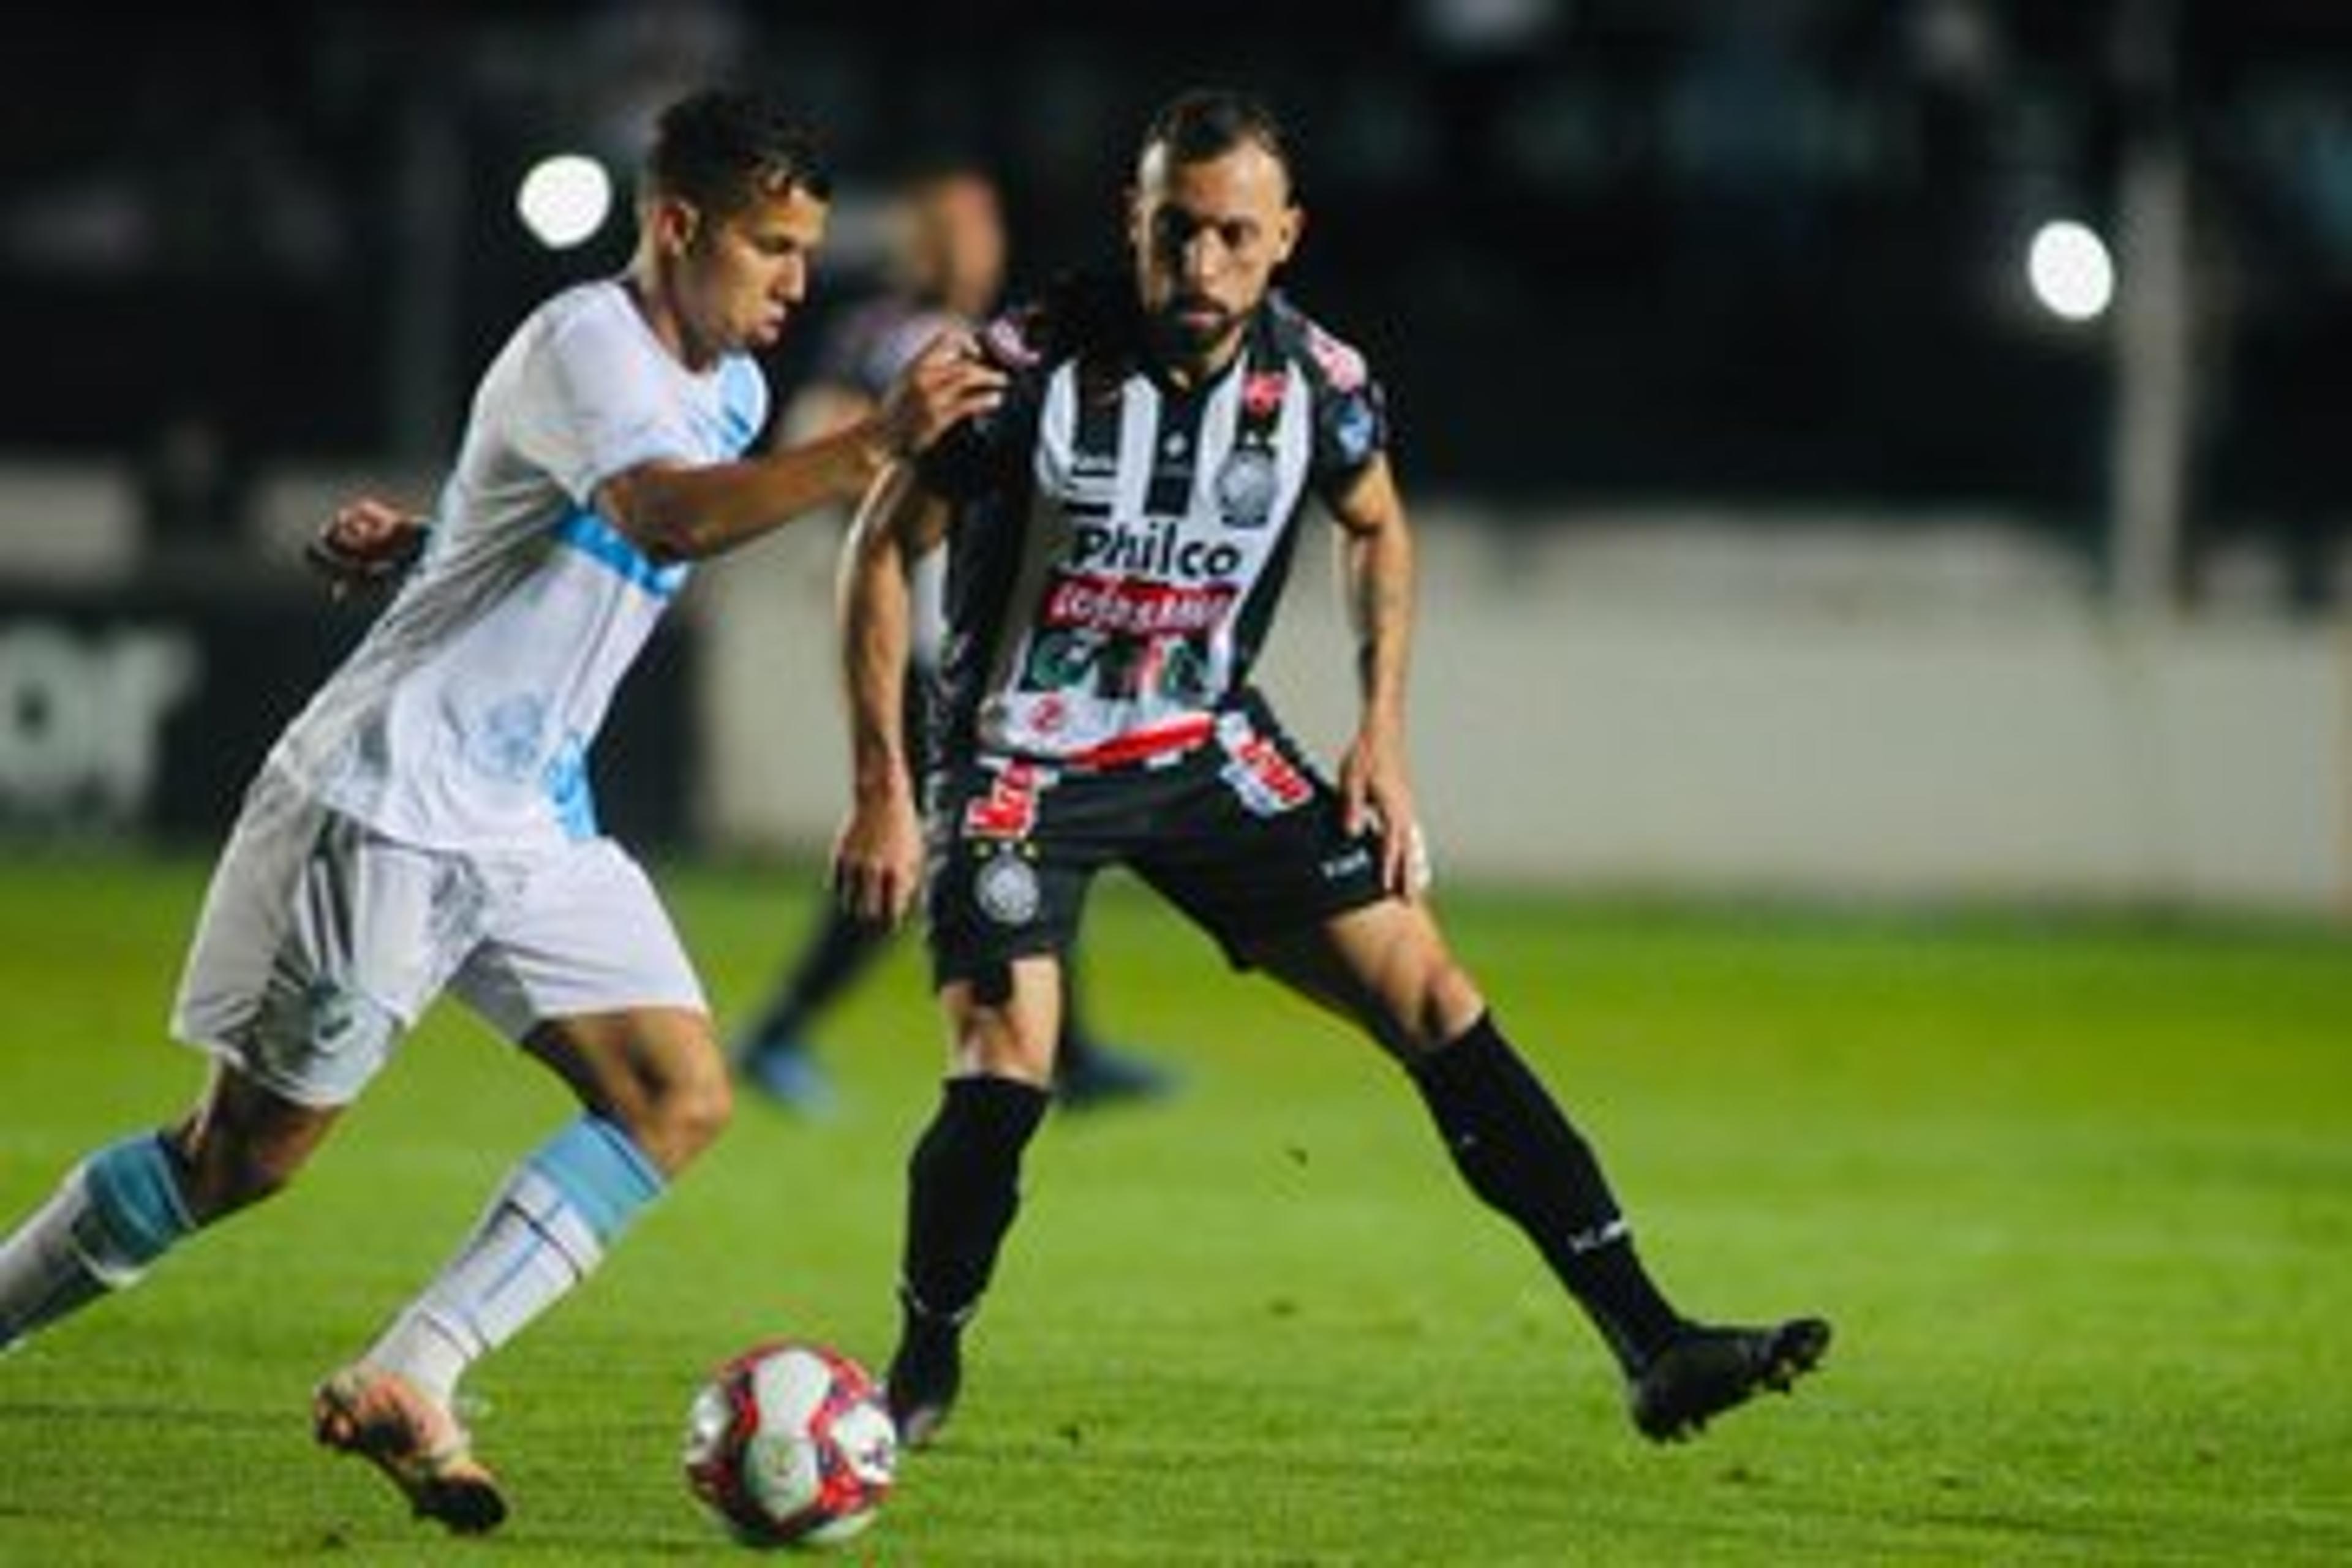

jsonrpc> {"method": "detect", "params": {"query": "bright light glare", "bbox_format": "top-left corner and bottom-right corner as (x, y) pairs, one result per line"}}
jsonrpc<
(2026, 220), (2114, 322)
(517, 154), (612, 250)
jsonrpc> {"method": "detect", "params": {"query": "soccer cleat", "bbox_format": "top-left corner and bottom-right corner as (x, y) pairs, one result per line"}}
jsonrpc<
(1054, 1040), (1177, 1110)
(1628, 1316), (1831, 1442)
(313, 1365), (508, 1534)
(883, 1303), (965, 1450)
(737, 1039), (840, 1118)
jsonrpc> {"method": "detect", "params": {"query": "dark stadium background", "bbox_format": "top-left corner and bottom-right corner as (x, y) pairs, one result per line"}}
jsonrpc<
(1, 0), (2347, 871)
(2, 1), (2343, 587)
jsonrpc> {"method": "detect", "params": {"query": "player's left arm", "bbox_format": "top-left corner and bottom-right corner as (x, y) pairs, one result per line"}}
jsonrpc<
(1325, 453), (1427, 900)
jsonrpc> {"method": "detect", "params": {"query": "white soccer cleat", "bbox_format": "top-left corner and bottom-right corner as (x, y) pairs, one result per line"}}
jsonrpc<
(312, 1363), (507, 1534)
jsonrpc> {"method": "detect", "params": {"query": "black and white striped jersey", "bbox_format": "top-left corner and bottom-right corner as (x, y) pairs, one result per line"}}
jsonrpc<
(918, 277), (1389, 768)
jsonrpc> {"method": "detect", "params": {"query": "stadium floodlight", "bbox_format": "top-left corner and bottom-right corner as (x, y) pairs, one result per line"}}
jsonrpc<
(517, 153), (614, 251)
(2026, 219), (2115, 322)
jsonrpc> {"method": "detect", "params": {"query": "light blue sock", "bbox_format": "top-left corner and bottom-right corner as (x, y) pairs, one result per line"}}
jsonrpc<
(365, 1115), (665, 1401)
(524, 1114), (665, 1245)
(78, 1133), (198, 1276)
(1, 1133), (195, 1348)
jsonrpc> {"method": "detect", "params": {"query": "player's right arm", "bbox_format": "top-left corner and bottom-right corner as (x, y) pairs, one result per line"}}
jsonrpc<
(829, 463), (948, 926)
(596, 336), (999, 564)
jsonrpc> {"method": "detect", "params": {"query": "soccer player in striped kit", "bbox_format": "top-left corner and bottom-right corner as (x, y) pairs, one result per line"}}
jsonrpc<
(832, 88), (1830, 1452)
(0, 88), (1000, 1532)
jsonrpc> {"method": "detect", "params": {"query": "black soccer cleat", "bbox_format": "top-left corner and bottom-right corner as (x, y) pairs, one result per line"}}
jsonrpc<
(1628, 1316), (1831, 1442)
(883, 1301), (965, 1450)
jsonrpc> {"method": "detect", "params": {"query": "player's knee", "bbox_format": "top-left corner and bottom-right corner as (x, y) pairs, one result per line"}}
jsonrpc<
(642, 1061), (733, 1170)
(1398, 956), (1485, 1057)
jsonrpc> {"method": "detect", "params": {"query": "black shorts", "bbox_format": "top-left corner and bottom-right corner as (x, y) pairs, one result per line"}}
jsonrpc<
(922, 698), (1391, 990)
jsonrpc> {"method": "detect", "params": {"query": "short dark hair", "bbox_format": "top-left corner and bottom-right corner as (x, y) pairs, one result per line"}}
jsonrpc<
(643, 88), (833, 215)
(1139, 88), (1295, 191)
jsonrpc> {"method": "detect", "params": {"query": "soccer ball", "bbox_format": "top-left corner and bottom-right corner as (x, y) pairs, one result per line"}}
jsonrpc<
(682, 1340), (899, 1548)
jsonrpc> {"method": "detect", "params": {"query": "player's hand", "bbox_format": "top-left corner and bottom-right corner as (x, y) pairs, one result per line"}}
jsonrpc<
(831, 789), (925, 927)
(872, 330), (1007, 461)
(307, 497), (428, 600)
(1338, 722), (1430, 902)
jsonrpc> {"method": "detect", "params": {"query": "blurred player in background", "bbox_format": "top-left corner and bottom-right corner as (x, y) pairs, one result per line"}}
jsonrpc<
(733, 159), (1176, 1117)
(0, 89), (998, 1534)
(832, 87), (1830, 1451)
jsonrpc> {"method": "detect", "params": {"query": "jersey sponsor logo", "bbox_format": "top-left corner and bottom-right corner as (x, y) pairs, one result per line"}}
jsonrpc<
(1320, 844), (1374, 883)
(1069, 518), (1244, 581)
(1218, 728), (1314, 816)
(973, 849), (1042, 927)
(1019, 622), (1216, 704)
(1215, 448), (1278, 530)
(307, 978), (359, 1044)
(1041, 573), (1236, 637)
(962, 759), (1048, 840)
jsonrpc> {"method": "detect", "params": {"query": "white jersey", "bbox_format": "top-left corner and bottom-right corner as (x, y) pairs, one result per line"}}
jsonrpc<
(270, 279), (769, 850)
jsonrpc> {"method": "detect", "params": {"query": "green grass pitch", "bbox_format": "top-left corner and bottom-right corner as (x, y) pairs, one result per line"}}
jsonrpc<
(1, 853), (2346, 1564)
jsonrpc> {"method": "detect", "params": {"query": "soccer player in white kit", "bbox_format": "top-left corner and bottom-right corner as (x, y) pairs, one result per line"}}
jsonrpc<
(0, 88), (1003, 1534)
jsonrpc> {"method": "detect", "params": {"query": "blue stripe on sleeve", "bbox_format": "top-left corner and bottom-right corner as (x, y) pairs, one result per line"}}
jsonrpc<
(553, 509), (689, 598)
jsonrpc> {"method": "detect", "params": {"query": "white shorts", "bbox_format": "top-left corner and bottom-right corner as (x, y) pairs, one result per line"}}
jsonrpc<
(170, 766), (707, 1107)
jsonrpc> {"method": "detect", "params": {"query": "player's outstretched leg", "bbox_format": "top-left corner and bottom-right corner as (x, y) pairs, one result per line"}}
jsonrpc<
(313, 1364), (506, 1534)
(316, 1114), (666, 1529)
(1629, 1317), (1833, 1442)
(1408, 1012), (1830, 1440)
(0, 1133), (198, 1352)
(884, 1286), (968, 1450)
(883, 1075), (1050, 1447)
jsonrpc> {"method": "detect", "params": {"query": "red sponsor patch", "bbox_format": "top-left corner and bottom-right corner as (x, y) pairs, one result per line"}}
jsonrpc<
(1242, 370), (1287, 419)
(962, 761), (1045, 840)
(1042, 573), (1236, 636)
(1225, 730), (1314, 810)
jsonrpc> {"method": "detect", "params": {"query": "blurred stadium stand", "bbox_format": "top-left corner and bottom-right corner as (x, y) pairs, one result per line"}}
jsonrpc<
(1, 0), (2346, 912)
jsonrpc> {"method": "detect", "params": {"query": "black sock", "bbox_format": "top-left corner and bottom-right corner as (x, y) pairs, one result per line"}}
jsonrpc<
(747, 905), (893, 1049)
(1411, 1013), (1686, 1373)
(900, 1075), (1052, 1324)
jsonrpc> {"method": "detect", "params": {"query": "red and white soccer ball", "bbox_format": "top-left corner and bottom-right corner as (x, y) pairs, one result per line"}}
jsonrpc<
(682, 1340), (899, 1548)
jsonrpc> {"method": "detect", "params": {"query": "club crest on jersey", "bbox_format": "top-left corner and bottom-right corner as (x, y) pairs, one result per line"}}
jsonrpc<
(466, 693), (548, 783)
(1216, 447), (1279, 530)
(973, 849), (1041, 926)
